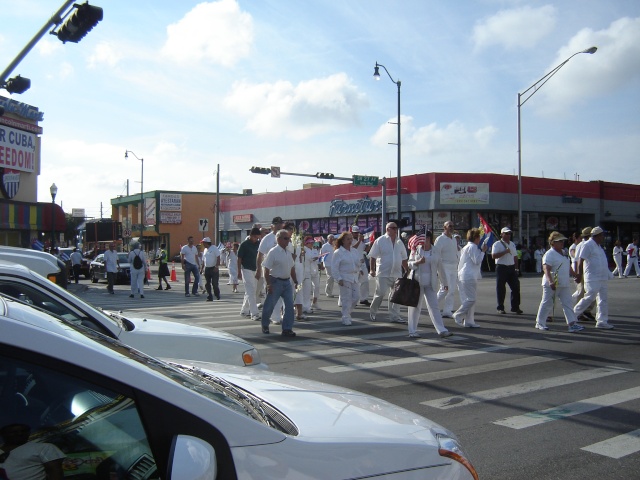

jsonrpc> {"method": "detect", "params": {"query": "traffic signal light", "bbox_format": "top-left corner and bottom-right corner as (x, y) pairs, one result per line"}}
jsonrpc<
(3, 75), (31, 94)
(250, 166), (270, 175)
(316, 172), (335, 179)
(55, 2), (103, 43)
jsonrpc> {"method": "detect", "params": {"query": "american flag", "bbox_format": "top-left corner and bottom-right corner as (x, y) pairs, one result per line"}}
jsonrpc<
(408, 225), (427, 251)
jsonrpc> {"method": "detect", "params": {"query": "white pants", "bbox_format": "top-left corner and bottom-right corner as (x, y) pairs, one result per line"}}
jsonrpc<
(324, 266), (335, 296)
(338, 281), (358, 324)
(310, 272), (320, 301)
(574, 280), (609, 325)
(358, 271), (369, 301)
(130, 268), (145, 296)
(240, 269), (259, 316)
(612, 255), (623, 278)
(454, 279), (479, 327)
(408, 282), (447, 335)
(624, 256), (639, 276)
(536, 285), (576, 327)
(437, 263), (458, 315)
(302, 277), (312, 310)
(370, 276), (402, 321)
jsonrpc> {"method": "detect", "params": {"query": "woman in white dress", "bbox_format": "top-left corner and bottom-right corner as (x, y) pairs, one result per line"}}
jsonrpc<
(534, 231), (583, 332)
(226, 243), (239, 293)
(331, 232), (360, 326)
(453, 228), (487, 328)
(407, 230), (452, 338)
(612, 240), (624, 278)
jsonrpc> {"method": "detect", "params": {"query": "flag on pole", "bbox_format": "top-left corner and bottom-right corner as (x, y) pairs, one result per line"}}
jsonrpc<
(408, 224), (427, 251)
(362, 226), (376, 245)
(477, 214), (495, 249)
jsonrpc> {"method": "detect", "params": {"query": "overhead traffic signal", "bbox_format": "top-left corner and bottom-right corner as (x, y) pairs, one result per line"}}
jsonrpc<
(316, 172), (335, 179)
(3, 75), (31, 94)
(55, 2), (103, 44)
(250, 166), (270, 175)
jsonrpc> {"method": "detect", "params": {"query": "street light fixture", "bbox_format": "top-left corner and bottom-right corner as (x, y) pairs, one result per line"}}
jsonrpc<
(373, 62), (402, 224)
(50, 183), (58, 251)
(517, 46), (597, 244)
(124, 150), (144, 248)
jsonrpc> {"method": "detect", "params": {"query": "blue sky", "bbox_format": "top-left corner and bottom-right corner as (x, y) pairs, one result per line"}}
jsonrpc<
(2, 0), (639, 219)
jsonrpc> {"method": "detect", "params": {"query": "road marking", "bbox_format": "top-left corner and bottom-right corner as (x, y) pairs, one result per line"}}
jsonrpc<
(423, 366), (633, 410)
(319, 346), (509, 373)
(369, 354), (565, 388)
(581, 429), (640, 458)
(284, 338), (445, 358)
(494, 385), (640, 429)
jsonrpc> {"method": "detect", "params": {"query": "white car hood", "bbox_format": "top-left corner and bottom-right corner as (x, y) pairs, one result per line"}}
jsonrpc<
(183, 360), (445, 446)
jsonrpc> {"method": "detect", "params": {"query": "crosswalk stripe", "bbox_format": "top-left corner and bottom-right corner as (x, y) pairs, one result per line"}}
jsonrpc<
(369, 354), (565, 388)
(580, 429), (640, 458)
(422, 366), (633, 410)
(319, 345), (508, 373)
(494, 385), (640, 429)
(284, 338), (447, 358)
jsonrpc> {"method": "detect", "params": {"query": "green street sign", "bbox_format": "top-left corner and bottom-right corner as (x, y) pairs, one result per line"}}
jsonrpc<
(353, 175), (379, 186)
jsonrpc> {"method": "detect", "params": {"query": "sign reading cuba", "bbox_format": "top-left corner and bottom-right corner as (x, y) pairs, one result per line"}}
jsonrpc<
(0, 125), (36, 173)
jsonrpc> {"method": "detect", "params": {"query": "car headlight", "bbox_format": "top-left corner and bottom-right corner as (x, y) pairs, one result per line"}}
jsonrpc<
(437, 433), (479, 480)
(242, 348), (261, 366)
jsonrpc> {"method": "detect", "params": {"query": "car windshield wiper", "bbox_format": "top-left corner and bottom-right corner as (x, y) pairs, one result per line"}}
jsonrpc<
(168, 363), (298, 435)
(104, 311), (134, 330)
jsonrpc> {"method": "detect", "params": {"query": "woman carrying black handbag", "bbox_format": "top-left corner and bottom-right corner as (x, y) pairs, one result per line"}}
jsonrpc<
(406, 229), (452, 339)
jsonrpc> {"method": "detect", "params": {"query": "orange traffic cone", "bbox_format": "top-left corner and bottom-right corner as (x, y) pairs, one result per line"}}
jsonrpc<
(170, 262), (177, 282)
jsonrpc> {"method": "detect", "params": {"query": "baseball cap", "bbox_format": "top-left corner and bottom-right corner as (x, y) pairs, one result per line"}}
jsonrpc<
(272, 216), (283, 225)
(201, 237), (212, 243)
(501, 227), (512, 234)
(351, 225), (360, 233)
(581, 227), (592, 237)
(591, 226), (604, 236)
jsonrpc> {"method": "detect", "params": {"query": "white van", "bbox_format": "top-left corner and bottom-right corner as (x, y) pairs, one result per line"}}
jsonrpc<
(0, 246), (68, 288)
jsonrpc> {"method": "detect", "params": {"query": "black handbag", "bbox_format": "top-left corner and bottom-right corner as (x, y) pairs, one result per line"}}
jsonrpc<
(389, 270), (420, 307)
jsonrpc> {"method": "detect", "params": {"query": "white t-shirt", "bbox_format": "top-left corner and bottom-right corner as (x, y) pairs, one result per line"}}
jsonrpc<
(0, 442), (65, 480)
(180, 244), (199, 265)
(369, 234), (408, 278)
(492, 239), (517, 266)
(580, 239), (611, 282)
(263, 245), (295, 279)
(541, 248), (571, 287)
(258, 232), (277, 256)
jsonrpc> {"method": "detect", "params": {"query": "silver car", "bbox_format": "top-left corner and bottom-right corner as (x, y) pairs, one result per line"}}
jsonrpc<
(0, 260), (262, 368)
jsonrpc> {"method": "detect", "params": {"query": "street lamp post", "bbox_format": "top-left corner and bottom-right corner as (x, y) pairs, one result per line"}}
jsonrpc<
(517, 46), (597, 245)
(125, 150), (144, 247)
(373, 62), (401, 224)
(50, 183), (58, 251)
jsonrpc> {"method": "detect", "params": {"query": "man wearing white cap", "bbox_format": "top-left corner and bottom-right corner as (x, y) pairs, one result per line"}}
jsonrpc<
(433, 221), (460, 317)
(200, 237), (221, 301)
(491, 226), (522, 314)
(574, 227), (614, 329)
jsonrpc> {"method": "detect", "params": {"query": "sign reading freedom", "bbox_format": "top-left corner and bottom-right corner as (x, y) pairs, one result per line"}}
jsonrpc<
(0, 125), (37, 173)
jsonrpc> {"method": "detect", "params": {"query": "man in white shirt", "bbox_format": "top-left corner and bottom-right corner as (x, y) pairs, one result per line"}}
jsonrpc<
(573, 227), (596, 321)
(434, 221), (459, 317)
(623, 238), (639, 277)
(257, 217), (285, 323)
(368, 222), (409, 323)
(200, 237), (221, 301)
(491, 227), (522, 314)
(574, 227), (614, 329)
(261, 229), (299, 337)
(180, 236), (201, 297)
(351, 226), (370, 306)
(321, 234), (335, 297)
(103, 243), (119, 294)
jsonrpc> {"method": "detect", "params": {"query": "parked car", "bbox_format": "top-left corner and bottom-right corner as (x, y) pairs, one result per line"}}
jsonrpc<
(58, 246), (91, 279)
(90, 252), (131, 284)
(0, 260), (262, 368)
(0, 246), (67, 288)
(0, 296), (479, 480)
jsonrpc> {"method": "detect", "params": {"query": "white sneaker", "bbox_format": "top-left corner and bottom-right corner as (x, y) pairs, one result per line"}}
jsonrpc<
(595, 322), (614, 329)
(408, 332), (420, 338)
(271, 319), (281, 325)
(251, 315), (261, 321)
(453, 314), (464, 326)
(342, 319), (352, 326)
(535, 324), (549, 331)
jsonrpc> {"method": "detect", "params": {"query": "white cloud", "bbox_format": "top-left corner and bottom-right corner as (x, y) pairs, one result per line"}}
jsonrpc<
(472, 5), (556, 50)
(88, 42), (122, 68)
(223, 73), (369, 140)
(535, 16), (640, 115)
(35, 39), (62, 56)
(161, 0), (253, 67)
(371, 117), (497, 157)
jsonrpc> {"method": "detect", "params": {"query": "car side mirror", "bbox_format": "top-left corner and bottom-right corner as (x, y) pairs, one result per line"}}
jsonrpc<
(168, 434), (217, 479)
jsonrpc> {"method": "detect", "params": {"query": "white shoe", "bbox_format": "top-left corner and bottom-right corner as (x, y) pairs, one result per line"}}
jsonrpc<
(257, 303), (263, 309)
(441, 312), (453, 318)
(251, 315), (261, 321)
(408, 332), (420, 338)
(595, 322), (614, 329)
(271, 319), (281, 325)
(466, 323), (480, 328)
(453, 313), (463, 326)
(342, 319), (352, 326)
(391, 318), (408, 324)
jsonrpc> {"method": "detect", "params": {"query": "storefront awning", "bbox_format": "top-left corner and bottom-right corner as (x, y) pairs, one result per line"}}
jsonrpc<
(0, 199), (66, 231)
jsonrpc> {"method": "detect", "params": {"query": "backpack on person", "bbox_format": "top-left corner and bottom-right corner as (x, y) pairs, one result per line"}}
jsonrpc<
(133, 252), (143, 269)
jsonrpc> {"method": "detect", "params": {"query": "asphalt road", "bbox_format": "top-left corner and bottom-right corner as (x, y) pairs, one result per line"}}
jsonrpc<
(75, 270), (640, 479)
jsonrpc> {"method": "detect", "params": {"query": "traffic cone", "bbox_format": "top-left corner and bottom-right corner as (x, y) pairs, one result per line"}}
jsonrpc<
(170, 262), (177, 282)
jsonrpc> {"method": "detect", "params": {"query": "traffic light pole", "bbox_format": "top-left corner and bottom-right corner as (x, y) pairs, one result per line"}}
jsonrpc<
(0, 0), (75, 84)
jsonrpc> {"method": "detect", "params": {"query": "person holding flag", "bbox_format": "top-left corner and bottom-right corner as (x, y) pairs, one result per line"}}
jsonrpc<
(453, 228), (488, 328)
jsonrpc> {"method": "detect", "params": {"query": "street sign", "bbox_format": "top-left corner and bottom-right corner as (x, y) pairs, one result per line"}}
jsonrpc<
(123, 229), (132, 237)
(271, 166), (281, 178)
(199, 218), (209, 232)
(353, 175), (379, 186)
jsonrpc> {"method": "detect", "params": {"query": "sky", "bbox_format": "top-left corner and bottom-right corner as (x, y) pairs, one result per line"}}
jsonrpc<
(1, 0), (639, 219)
